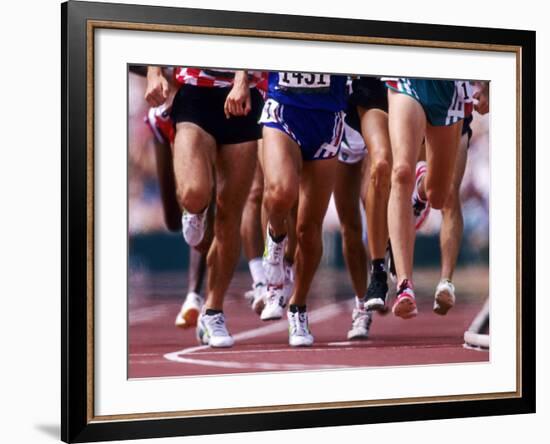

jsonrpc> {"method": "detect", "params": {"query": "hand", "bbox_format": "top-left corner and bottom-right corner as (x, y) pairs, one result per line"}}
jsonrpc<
(224, 71), (251, 118)
(473, 81), (489, 115)
(145, 67), (170, 107)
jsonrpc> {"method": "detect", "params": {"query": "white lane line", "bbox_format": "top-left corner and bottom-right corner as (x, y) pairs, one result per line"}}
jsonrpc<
(163, 356), (349, 371)
(163, 301), (347, 371)
(169, 347), (358, 356)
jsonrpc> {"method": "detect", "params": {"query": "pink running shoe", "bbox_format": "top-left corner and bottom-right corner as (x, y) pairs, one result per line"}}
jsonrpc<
(392, 279), (418, 319)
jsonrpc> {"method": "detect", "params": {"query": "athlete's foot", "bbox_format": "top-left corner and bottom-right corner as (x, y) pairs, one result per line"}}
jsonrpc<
(347, 299), (373, 340)
(392, 279), (418, 319)
(174, 291), (203, 328)
(181, 208), (207, 247)
(364, 271), (389, 312)
(288, 308), (314, 347)
(196, 311), (234, 348)
(413, 161), (431, 230)
(433, 279), (456, 315)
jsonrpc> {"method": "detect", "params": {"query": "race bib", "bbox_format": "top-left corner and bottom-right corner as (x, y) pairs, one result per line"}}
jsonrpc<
(278, 72), (331, 89)
(456, 80), (474, 104)
(259, 99), (280, 124)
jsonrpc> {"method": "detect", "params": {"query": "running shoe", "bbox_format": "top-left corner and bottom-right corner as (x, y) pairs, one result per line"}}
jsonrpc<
(181, 208), (207, 247)
(261, 285), (286, 320)
(244, 282), (267, 315)
(412, 161), (431, 230)
(433, 279), (456, 315)
(196, 311), (234, 348)
(288, 310), (314, 347)
(263, 227), (287, 286)
(392, 279), (418, 319)
(347, 305), (373, 340)
(174, 291), (203, 328)
(261, 261), (293, 320)
(364, 272), (389, 312)
(261, 227), (288, 320)
(144, 103), (175, 145)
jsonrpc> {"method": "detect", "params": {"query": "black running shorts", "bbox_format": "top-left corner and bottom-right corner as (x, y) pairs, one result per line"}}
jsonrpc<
(171, 84), (263, 145)
(349, 76), (388, 113)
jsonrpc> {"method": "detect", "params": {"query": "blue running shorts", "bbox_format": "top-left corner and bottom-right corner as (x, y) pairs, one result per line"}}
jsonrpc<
(260, 98), (345, 161)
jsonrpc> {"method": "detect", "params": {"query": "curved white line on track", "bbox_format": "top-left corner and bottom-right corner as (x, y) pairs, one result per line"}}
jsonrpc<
(163, 302), (348, 371)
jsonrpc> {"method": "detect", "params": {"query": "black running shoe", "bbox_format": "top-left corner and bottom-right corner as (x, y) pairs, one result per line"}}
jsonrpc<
(365, 271), (389, 312)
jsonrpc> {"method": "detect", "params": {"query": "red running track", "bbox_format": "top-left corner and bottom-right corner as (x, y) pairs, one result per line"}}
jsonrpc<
(128, 267), (489, 378)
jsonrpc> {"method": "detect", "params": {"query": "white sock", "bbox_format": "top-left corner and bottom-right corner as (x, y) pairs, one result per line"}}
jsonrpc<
(355, 296), (365, 310)
(249, 257), (266, 285)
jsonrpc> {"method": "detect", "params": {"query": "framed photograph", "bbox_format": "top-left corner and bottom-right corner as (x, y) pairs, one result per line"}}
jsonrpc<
(62, 0), (535, 442)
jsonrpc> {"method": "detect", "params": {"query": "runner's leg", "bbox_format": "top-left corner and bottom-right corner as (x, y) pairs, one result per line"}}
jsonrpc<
(439, 132), (468, 280)
(204, 140), (257, 310)
(387, 90), (426, 285)
(173, 122), (216, 214)
(361, 107), (392, 261)
(290, 157), (338, 306)
(262, 126), (302, 238)
(334, 160), (367, 298)
(423, 121), (462, 210)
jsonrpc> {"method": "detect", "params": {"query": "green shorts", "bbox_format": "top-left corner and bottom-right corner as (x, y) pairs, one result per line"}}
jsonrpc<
(386, 79), (470, 126)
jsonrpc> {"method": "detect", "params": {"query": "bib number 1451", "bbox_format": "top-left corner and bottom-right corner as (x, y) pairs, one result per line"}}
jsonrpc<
(278, 72), (330, 88)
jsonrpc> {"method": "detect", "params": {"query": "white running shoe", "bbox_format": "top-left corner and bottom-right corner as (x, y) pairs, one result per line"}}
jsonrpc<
(412, 161), (431, 230)
(196, 311), (234, 348)
(288, 310), (314, 347)
(261, 285), (286, 320)
(347, 307), (373, 340)
(392, 280), (418, 319)
(263, 228), (287, 287)
(181, 208), (207, 247)
(174, 291), (203, 328)
(433, 279), (456, 315)
(245, 282), (267, 315)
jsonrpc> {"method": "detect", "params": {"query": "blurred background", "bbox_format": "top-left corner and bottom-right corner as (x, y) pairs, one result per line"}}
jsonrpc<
(128, 70), (490, 275)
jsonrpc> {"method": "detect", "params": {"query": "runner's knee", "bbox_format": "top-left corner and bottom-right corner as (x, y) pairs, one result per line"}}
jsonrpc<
(370, 158), (391, 189)
(177, 184), (210, 214)
(392, 163), (415, 188)
(264, 182), (297, 214)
